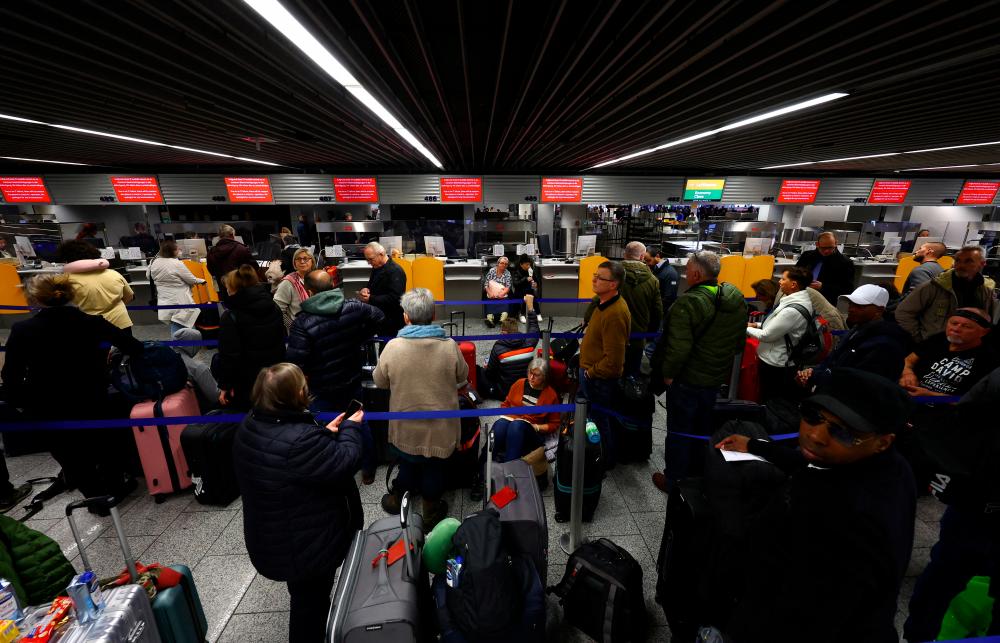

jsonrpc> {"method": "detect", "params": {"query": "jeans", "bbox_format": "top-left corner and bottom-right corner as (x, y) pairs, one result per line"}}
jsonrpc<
(904, 505), (1000, 641)
(393, 453), (446, 502)
(287, 570), (338, 643)
(664, 381), (719, 487)
(579, 367), (618, 467)
(491, 417), (543, 461)
(168, 321), (186, 337)
(310, 394), (375, 476)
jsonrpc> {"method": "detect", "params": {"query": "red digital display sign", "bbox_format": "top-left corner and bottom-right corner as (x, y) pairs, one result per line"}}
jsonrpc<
(333, 177), (379, 202)
(956, 180), (1000, 205)
(439, 177), (482, 202)
(0, 176), (51, 203)
(868, 179), (911, 204)
(111, 176), (163, 203)
(541, 177), (583, 202)
(777, 179), (821, 204)
(224, 176), (273, 202)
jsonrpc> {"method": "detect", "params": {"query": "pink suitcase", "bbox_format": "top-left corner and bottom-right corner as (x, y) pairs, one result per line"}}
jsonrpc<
(130, 386), (196, 501)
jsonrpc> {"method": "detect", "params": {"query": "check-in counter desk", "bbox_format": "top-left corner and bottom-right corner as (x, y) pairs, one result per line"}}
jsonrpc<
(539, 259), (590, 318)
(853, 260), (899, 287)
(8, 265), (158, 326)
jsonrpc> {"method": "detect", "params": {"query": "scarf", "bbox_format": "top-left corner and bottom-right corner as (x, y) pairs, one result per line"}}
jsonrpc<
(397, 323), (448, 339)
(282, 272), (309, 303)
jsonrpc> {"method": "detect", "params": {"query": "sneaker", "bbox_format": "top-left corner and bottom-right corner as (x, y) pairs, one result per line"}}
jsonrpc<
(519, 315), (527, 324)
(484, 315), (495, 329)
(381, 492), (402, 515)
(537, 314), (544, 321)
(0, 483), (32, 513)
(500, 312), (508, 322)
(421, 498), (449, 530)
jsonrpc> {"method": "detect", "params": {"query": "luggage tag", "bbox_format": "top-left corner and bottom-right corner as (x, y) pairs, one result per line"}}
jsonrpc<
(490, 485), (518, 509)
(371, 537), (413, 569)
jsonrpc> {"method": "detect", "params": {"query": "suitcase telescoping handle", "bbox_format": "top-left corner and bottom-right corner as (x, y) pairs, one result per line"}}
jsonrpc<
(399, 492), (419, 582)
(66, 497), (139, 583)
(449, 310), (466, 336)
(483, 426), (494, 510)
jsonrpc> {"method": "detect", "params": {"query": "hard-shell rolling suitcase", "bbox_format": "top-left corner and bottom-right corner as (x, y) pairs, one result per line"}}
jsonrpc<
(483, 428), (549, 585)
(458, 342), (477, 391)
(362, 380), (391, 465)
(554, 419), (602, 523)
(130, 387), (196, 501)
(64, 497), (162, 643)
(180, 410), (240, 506)
(327, 492), (429, 642)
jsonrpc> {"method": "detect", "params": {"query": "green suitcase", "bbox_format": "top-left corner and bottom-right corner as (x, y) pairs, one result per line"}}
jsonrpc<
(152, 564), (209, 643)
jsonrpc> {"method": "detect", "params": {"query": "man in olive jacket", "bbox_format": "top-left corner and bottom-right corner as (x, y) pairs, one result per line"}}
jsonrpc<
(652, 250), (747, 493)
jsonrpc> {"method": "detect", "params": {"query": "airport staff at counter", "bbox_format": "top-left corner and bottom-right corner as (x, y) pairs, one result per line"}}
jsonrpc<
(358, 242), (406, 337)
(795, 232), (856, 306)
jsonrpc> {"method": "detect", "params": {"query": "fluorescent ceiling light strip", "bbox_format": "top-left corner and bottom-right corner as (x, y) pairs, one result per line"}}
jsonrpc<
(904, 141), (1000, 154)
(0, 156), (88, 166)
(242, 0), (443, 169)
(897, 164), (983, 171)
(588, 92), (848, 169)
(761, 152), (901, 170)
(0, 111), (280, 166)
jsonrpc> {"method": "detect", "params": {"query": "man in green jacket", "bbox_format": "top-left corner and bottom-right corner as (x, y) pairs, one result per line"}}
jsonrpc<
(651, 250), (747, 493)
(585, 241), (662, 376)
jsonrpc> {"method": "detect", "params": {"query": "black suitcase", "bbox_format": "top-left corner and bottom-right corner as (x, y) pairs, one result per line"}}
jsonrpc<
(655, 478), (713, 641)
(443, 393), (481, 491)
(550, 538), (648, 643)
(180, 410), (240, 506)
(554, 419), (603, 523)
(362, 380), (391, 465)
(613, 388), (654, 464)
(327, 492), (430, 642)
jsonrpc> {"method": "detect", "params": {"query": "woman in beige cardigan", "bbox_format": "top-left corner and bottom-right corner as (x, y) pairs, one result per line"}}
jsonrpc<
(373, 287), (468, 528)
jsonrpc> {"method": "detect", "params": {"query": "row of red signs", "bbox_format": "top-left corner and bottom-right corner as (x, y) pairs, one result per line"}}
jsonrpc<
(2, 175), (998, 205)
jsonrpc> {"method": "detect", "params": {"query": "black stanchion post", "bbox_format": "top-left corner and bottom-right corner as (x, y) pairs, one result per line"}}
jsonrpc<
(540, 317), (554, 357)
(560, 394), (589, 555)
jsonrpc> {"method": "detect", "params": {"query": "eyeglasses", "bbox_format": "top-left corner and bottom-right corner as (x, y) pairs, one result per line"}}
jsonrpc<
(592, 273), (614, 282)
(799, 401), (875, 448)
(294, 256), (313, 262)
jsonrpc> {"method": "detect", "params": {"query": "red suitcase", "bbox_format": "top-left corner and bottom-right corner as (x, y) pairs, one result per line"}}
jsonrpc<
(131, 386), (196, 500)
(459, 341), (478, 391)
(737, 337), (761, 403)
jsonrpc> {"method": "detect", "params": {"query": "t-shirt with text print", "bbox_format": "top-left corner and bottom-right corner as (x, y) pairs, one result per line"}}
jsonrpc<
(914, 333), (1000, 396)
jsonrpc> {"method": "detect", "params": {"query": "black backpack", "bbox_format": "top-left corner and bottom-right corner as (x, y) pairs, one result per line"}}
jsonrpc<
(110, 342), (188, 403)
(446, 509), (523, 638)
(549, 538), (647, 642)
(782, 303), (831, 367)
(147, 258), (158, 306)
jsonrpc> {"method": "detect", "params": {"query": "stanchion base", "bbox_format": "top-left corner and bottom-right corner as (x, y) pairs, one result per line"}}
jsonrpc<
(559, 532), (590, 555)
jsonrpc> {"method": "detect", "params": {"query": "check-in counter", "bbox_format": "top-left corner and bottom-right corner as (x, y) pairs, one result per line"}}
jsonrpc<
(853, 260), (900, 287)
(539, 259), (589, 318)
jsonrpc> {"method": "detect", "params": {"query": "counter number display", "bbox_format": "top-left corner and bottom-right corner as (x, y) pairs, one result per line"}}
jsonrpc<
(683, 179), (725, 201)
(541, 177), (583, 202)
(224, 176), (273, 202)
(333, 177), (379, 202)
(868, 179), (911, 204)
(0, 176), (51, 203)
(440, 177), (482, 202)
(110, 176), (163, 203)
(956, 180), (1000, 205)
(777, 179), (821, 204)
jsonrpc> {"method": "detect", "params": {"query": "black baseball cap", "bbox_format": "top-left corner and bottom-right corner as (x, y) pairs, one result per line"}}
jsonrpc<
(805, 368), (911, 435)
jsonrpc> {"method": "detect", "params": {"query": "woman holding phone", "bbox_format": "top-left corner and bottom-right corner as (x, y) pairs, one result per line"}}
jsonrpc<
(234, 362), (366, 643)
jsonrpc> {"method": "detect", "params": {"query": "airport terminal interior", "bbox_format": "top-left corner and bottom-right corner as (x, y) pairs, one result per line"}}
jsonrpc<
(0, 1), (998, 642)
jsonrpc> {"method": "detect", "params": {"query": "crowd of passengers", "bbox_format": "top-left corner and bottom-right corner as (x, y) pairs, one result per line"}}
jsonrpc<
(0, 227), (997, 642)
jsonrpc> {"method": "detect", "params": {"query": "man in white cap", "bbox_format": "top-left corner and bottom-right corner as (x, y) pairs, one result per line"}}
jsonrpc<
(796, 284), (912, 387)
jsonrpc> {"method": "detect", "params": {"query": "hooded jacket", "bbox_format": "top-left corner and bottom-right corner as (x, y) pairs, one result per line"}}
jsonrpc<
(484, 310), (540, 397)
(659, 280), (748, 388)
(286, 289), (384, 401)
(207, 237), (254, 280)
(0, 516), (76, 607)
(234, 408), (363, 583)
(216, 284), (286, 409)
(895, 269), (997, 343)
(810, 319), (912, 384)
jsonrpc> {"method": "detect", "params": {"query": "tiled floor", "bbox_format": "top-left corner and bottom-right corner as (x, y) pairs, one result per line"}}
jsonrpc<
(0, 317), (945, 642)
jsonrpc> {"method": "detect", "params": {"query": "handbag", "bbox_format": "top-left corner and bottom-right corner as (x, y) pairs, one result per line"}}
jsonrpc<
(486, 280), (507, 298)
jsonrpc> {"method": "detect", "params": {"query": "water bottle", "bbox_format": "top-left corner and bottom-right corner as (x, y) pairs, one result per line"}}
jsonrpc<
(445, 556), (464, 588)
(585, 420), (601, 444)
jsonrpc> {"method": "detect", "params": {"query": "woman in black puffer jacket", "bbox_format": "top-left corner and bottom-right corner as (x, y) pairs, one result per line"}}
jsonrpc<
(234, 362), (365, 643)
(214, 265), (286, 409)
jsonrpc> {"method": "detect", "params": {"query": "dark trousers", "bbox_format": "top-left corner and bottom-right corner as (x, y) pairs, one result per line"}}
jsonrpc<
(492, 418), (543, 461)
(904, 505), (1000, 641)
(579, 369), (618, 467)
(664, 381), (718, 487)
(394, 453), (446, 502)
(757, 359), (797, 405)
(287, 570), (338, 643)
(0, 450), (12, 497)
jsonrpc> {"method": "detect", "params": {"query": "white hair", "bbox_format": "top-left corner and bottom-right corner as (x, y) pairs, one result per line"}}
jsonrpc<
(400, 288), (435, 324)
(365, 241), (386, 256)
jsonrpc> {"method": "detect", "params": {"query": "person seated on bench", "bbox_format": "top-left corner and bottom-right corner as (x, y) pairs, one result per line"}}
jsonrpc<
(899, 308), (998, 398)
(714, 368), (916, 643)
(479, 294), (540, 399)
(492, 357), (560, 469)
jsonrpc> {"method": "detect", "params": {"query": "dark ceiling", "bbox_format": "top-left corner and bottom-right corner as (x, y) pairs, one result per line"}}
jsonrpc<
(1, 0), (999, 176)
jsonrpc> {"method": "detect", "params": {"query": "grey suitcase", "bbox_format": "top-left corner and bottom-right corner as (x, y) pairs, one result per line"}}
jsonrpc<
(61, 497), (162, 643)
(483, 427), (549, 585)
(326, 492), (427, 642)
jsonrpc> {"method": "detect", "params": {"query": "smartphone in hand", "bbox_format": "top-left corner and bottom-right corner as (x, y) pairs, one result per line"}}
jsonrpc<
(344, 399), (363, 419)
